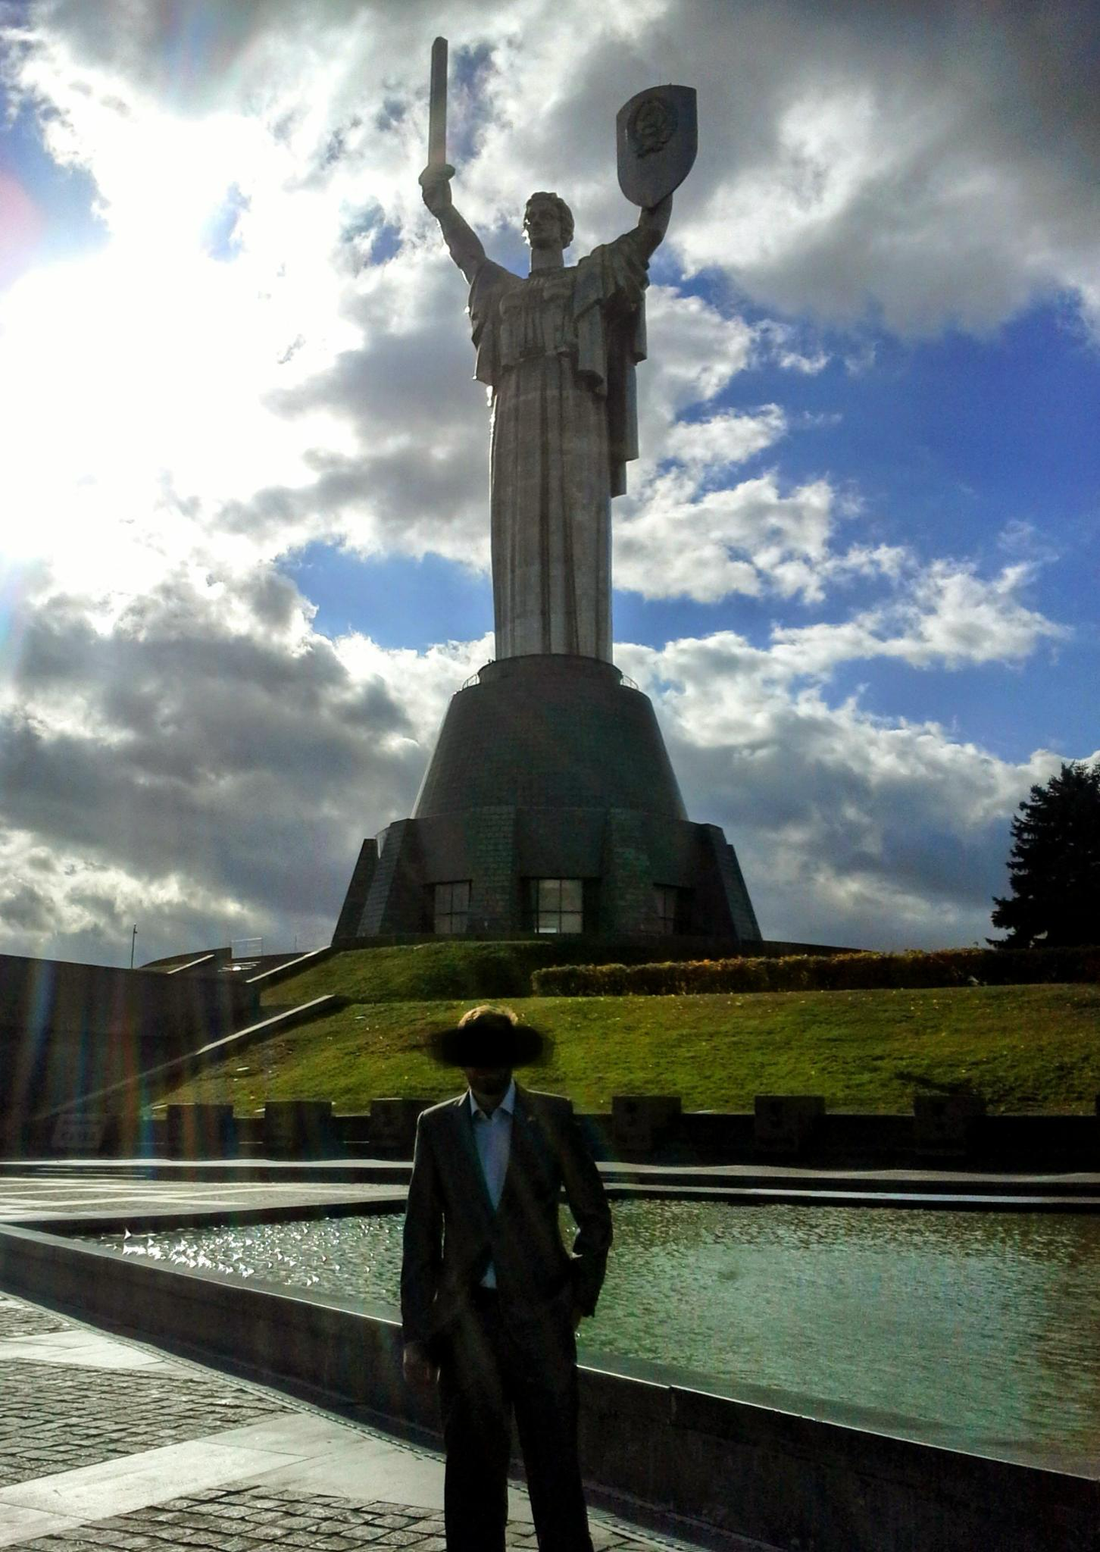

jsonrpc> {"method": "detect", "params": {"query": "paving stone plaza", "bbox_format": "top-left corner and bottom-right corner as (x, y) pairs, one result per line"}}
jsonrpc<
(0, 1286), (711, 1550)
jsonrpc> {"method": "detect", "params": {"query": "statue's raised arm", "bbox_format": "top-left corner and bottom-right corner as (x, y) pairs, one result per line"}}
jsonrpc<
(419, 38), (486, 284)
(419, 164), (486, 284)
(632, 190), (673, 259)
(417, 59), (697, 665)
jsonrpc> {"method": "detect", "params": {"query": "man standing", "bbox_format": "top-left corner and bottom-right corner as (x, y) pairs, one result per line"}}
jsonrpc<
(401, 1005), (612, 1552)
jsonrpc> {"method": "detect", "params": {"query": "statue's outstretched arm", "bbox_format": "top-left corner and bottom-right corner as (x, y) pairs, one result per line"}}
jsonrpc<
(419, 163), (486, 284)
(633, 192), (673, 259)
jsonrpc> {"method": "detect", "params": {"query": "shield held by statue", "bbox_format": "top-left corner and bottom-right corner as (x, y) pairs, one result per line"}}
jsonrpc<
(616, 85), (698, 208)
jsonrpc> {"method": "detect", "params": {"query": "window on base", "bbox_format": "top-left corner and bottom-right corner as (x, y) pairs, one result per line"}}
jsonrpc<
(433, 880), (471, 935)
(525, 877), (586, 934)
(654, 884), (691, 935)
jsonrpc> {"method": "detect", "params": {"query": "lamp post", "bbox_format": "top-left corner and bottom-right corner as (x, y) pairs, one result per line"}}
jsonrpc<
(130, 925), (137, 970)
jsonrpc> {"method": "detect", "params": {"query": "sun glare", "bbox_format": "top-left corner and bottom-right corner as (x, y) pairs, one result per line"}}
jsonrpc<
(0, 117), (358, 598)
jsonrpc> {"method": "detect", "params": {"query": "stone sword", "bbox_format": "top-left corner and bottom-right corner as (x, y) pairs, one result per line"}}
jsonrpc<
(428, 35), (448, 169)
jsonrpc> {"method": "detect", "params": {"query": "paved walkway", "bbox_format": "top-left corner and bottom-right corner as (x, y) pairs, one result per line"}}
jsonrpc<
(3, 1160), (1098, 1231)
(0, 1173), (403, 1229)
(0, 1292), (741, 1551)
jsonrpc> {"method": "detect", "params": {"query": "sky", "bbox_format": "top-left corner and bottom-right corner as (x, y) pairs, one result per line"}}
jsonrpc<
(0, 0), (1097, 967)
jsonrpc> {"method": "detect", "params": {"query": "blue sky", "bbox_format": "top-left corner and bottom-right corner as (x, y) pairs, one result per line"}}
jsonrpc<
(0, 0), (1096, 964)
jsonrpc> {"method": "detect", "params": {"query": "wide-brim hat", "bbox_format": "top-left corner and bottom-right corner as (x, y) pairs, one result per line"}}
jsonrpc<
(426, 1009), (548, 1068)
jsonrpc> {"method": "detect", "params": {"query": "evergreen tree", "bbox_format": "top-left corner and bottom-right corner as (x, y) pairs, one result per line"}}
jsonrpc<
(991, 762), (1100, 947)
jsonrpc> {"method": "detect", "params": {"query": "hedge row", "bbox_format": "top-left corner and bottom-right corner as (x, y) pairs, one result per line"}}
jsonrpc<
(530, 945), (1100, 998)
(327, 936), (751, 1002)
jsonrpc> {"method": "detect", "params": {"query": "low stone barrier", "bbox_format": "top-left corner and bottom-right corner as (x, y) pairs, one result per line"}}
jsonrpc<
(49, 1111), (113, 1156)
(754, 1094), (825, 1156)
(369, 1097), (434, 1154)
(41, 1100), (1100, 1168)
(0, 1221), (1096, 1551)
(263, 1100), (340, 1158)
(913, 1092), (987, 1158)
(167, 1103), (238, 1159)
(610, 1095), (682, 1154)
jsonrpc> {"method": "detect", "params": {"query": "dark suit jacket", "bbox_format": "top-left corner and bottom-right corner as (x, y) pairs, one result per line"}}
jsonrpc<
(400, 1084), (612, 1352)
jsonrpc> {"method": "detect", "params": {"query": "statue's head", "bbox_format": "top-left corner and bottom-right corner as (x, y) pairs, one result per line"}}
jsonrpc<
(523, 191), (574, 253)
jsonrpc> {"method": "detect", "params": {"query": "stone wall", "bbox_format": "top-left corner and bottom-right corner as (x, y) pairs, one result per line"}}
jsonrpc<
(89, 1105), (1100, 1171)
(467, 806), (519, 933)
(0, 953), (258, 1145)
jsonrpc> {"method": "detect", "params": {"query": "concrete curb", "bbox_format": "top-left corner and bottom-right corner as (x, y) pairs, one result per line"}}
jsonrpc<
(245, 946), (334, 989)
(9, 1194), (407, 1236)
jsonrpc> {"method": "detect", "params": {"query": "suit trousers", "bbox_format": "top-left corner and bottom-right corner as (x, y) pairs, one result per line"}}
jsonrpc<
(437, 1287), (594, 1552)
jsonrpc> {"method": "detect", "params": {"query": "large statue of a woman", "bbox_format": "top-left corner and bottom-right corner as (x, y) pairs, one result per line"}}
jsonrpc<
(421, 164), (671, 661)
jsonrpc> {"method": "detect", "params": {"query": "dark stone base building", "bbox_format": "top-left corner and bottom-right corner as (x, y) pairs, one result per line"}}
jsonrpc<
(334, 655), (760, 945)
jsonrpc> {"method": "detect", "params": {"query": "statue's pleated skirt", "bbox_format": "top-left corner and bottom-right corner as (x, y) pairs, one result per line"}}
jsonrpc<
(490, 354), (611, 661)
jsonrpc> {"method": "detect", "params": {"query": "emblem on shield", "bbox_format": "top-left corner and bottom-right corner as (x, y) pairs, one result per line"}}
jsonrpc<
(617, 85), (698, 207)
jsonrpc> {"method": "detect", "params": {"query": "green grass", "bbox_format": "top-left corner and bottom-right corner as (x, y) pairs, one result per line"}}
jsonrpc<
(163, 981), (1100, 1115)
(263, 938), (737, 1007)
(262, 941), (568, 1006)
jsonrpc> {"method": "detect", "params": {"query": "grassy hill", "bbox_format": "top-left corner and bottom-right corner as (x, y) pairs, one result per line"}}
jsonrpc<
(257, 938), (757, 1007)
(159, 944), (1100, 1114)
(259, 941), (572, 1006)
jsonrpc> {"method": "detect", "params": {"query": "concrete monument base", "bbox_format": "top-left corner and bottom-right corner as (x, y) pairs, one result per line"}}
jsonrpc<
(334, 655), (760, 944)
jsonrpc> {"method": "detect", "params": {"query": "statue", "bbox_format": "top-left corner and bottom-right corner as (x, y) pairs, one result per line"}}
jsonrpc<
(420, 43), (696, 663)
(334, 59), (763, 956)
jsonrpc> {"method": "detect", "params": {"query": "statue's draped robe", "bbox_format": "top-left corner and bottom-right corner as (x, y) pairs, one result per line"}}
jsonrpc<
(468, 228), (649, 661)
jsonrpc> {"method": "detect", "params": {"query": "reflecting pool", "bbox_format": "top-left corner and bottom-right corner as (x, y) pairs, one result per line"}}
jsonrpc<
(92, 1201), (1100, 1469)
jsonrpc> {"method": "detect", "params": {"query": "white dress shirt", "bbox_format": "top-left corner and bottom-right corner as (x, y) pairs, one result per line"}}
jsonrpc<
(468, 1077), (516, 1288)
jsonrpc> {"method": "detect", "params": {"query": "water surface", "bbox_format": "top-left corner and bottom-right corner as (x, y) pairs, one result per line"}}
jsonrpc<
(93, 1200), (1100, 1470)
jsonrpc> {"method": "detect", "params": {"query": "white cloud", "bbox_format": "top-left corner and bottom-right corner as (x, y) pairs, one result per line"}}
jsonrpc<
(7, 0), (1097, 337)
(615, 471), (839, 603)
(0, 568), (1072, 962)
(664, 406), (788, 470)
(640, 287), (758, 417)
(667, 5), (1100, 336)
(0, 545), (1075, 964)
(770, 561), (1067, 675)
(0, 559), (489, 963)
(619, 630), (1084, 949)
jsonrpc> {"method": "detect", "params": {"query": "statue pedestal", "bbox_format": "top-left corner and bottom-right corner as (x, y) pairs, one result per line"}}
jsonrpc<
(334, 655), (760, 944)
